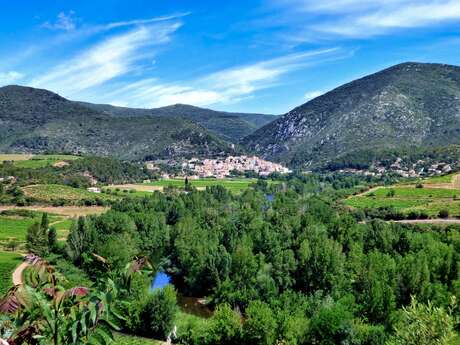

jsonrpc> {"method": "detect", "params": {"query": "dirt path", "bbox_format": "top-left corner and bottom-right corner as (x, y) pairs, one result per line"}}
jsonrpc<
(393, 218), (460, 224)
(12, 261), (29, 286)
(0, 205), (109, 217)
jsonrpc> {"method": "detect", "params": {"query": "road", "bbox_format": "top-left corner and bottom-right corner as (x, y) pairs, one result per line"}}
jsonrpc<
(12, 261), (29, 286)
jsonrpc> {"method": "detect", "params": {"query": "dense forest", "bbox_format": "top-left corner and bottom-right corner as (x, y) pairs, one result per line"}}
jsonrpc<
(9, 175), (454, 344)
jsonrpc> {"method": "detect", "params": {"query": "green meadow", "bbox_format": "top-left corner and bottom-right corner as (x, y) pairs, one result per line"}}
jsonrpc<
(0, 251), (22, 294)
(146, 177), (259, 192)
(0, 211), (73, 243)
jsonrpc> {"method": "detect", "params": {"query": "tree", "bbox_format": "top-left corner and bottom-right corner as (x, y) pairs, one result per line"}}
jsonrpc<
(5, 239), (18, 252)
(386, 297), (454, 345)
(137, 285), (179, 339)
(439, 209), (449, 219)
(26, 222), (48, 256)
(243, 300), (277, 345)
(40, 213), (49, 231)
(205, 304), (242, 345)
(48, 226), (58, 252)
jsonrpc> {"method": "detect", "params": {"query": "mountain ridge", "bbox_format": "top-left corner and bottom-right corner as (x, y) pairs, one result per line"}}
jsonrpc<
(79, 101), (277, 141)
(0, 85), (236, 160)
(242, 62), (460, 168)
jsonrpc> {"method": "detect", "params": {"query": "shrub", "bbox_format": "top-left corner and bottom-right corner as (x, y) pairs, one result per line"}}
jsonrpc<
(243, 301), (277, 345)
(415, 183), (424, 189)
(386, 297), (454, 345)
(137, 285), (179, 339)
(439, 209), (449, 219)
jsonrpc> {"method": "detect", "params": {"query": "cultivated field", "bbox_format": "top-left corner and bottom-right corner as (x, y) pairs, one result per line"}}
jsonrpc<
(0, 153), (80, 169)
(0, 205), (109, 217)
(109, 178), (260, 194)
(22, 184), (119, 203)
(0, 211), (73, 243)
(346, 173), (460, 217)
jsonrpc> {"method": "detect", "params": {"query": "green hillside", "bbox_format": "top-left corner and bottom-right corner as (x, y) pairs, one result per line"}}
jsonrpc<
(243, 62), (460, 169)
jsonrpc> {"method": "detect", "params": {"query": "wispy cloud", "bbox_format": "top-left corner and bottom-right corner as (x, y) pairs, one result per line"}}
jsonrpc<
(42, 11), (77, 31)
(304, 90), (324, 101)
(30, 22), (181, 97)
(99, 48), (348, 108)
(269, 0), (460, 39)
(0, 71), (24, 86)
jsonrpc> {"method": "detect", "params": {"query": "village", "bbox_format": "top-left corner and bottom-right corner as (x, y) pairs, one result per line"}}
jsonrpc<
(336, 157), (454, 178)
(186, 156), (291, 178)
(147, 155), (292, 179)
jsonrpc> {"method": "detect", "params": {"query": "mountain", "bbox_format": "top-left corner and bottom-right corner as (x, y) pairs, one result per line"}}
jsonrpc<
(79, 102), (277, 141)
(242, 62), (460, 169)
(0, 85), (235, 160)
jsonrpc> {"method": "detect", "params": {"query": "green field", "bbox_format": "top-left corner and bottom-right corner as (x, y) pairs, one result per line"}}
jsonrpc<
(146, 178), (259, 192)
(0, 154), (80, 169)
(0, 212), (73, 243)
(22, 184), (118, 203)
(346, 185), (460, 217)
(0, 251), (22, 294)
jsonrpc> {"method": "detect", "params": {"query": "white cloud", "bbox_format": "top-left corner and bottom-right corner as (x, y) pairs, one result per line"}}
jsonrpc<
(270, 0), (460, 38)
(0, 71), (24, 86)
(30, 22), (181, 97)
(42, 11), (77, 31)
(304, 91), (324, 100)
(99, 48), (345, 108)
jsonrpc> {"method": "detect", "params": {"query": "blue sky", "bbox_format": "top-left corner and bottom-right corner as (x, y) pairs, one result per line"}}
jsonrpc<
(1, 0), (460, 114)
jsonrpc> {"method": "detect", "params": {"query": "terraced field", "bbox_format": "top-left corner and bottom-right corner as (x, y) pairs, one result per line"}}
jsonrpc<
(346, 173), (460, 217)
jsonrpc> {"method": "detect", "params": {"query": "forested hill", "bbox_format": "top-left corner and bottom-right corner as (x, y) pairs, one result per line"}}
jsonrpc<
(242, 62), (460, 169)
(0, 85), (235, 160)
(79, 102), (277, 141)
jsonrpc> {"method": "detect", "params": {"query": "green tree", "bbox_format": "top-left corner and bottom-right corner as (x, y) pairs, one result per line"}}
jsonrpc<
(26, 222), (48, 256)
(243, 300), (277, 345)
(386, 297), (454, 345)
(205, 303), (242, 345)
(137, 285), (179, 339)
(48, 226), (58, 251)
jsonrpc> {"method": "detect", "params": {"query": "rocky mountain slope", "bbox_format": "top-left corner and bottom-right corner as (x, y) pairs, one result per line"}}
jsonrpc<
(0, 85), (235, 160)
(242, 62), (460, 168)
(80, 102), (277, 141)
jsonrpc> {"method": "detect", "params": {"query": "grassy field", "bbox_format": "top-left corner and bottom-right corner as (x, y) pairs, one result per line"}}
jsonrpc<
(148, 177), (257, 190)
(0, 251), (22, 294)
(346, 184), (460, 217)
(22, 184), (118, 203)
(0, 211), (73, 244)
(0, 153), (80, 169)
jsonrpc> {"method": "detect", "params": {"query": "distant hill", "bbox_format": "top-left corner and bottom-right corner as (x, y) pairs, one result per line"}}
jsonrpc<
(242, 62), (460, 169)
(80, 102), (277, 141)
(0, 85), (235, 160)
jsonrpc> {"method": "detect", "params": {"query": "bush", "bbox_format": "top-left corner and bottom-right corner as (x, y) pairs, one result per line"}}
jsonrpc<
(439, 209), (449, 219)
(415, 183), (424, 189)
(204, 304), (242, 345)
(243, 301), (277, 345)
(137, 285), (179, 339)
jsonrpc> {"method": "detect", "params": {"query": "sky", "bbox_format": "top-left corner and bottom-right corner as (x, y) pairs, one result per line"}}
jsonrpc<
(1, 0), (460, 114)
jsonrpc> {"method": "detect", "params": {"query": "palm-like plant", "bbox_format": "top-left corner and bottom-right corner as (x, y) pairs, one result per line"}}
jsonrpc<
(0, 255), (151, 345)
